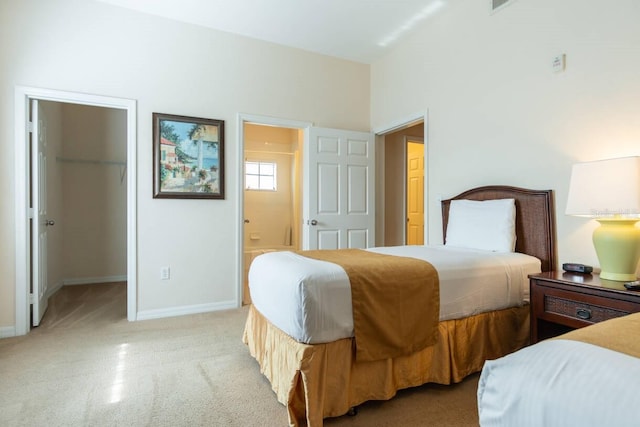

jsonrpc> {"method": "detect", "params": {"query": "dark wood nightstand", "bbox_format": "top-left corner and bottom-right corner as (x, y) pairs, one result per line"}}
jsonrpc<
(529, 271), (640, 344)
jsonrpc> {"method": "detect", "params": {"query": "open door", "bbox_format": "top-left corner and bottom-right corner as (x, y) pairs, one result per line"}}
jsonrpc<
(30, 99), (51, 326)
(406, 141), (424, 245)
(303, 127), (375, 250)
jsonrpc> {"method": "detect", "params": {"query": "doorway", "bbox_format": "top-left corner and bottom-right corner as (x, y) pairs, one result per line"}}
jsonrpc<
(237, 114), (310, 306)
(14, 87), (137, 336)
(378, 119), (426, 247)
(38, 101), (127, 326)
(236, 114), (376, 306)
(241, 122), (303, 304)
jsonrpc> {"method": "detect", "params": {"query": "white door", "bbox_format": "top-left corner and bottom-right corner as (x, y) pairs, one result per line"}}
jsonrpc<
(30, 99), (50, 326)
(303, 127), (375, 250)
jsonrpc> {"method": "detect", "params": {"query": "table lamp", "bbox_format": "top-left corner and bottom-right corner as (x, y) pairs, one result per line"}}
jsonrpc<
(565, 156), (640, 281)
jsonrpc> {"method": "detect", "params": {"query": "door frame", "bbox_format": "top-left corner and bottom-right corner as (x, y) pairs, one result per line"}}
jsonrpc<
(14, 86), (138, 335)
(236, 113), (312, 307)
(374, 111), (428, 246)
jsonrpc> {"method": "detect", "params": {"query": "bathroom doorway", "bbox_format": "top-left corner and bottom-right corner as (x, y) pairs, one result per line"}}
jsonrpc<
(241, 122), (303, 304)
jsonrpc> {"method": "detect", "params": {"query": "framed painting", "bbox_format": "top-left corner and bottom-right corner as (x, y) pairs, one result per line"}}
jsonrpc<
(153, 113), (225, 199)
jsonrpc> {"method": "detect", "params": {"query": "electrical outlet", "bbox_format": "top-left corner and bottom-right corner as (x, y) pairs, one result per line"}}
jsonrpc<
(160, 266), (170, 280)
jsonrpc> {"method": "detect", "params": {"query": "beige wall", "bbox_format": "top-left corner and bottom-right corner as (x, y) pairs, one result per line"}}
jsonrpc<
(7, 0), (634, 332)
(0, 0), (370, 330)
(372, 0), (640, 271)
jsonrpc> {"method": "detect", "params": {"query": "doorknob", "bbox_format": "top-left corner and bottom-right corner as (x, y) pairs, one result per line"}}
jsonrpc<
(45, 219), (55, 226)
(309, 219), (318, 226)
(244, 219), (250, 224)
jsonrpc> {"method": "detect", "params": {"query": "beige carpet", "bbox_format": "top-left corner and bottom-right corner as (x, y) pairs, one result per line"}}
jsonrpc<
(0, 283), (480, 426)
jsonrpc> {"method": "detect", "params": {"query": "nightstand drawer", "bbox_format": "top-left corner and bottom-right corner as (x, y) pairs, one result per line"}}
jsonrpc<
(530, 272), (640, 344)
(544, 295), (629, 323)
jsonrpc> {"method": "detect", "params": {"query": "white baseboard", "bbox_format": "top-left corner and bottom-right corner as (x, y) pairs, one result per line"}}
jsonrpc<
(137, 300), (237, 321)
(63, 275), (127, 286)
(1, 299), (237, 337)
(0, 326), (16, 338)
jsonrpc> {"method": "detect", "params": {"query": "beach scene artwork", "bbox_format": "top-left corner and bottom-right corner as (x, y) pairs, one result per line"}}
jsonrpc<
(154, 114), (224, 198)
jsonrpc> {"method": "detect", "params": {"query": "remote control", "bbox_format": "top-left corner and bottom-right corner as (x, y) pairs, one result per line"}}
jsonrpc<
(624, 281), (640, 290)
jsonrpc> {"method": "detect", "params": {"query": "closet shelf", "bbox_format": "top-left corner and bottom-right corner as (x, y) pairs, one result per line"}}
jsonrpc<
(56, 156), (127, 183)
(56, 156), (126, 166)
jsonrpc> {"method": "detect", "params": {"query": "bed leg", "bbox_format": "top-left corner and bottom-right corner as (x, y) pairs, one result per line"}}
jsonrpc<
(347, 407), (358, 416)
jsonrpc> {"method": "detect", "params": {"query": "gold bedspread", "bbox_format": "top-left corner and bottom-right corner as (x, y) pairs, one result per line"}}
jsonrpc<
(558, 312), (640, 358)
(243, 304), (529, 427)
(298, 249), (439, 361)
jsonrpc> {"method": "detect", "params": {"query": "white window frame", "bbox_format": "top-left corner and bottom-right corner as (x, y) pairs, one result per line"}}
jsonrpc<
(245, 160), (277, 191)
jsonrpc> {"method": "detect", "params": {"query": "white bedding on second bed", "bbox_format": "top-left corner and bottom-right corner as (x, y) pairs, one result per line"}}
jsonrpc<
(248, 245), (541, 344)
(477, 339), (640, 426)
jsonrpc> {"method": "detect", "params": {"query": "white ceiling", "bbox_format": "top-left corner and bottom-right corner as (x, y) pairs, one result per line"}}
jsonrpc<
(95, 0), (446, 64)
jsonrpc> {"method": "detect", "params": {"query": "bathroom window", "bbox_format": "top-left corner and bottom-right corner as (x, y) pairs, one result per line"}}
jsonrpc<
(245, 161), (277, 191)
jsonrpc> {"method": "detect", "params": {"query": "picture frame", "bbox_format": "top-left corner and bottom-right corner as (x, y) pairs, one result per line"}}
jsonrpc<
(153, 113), (225, 199)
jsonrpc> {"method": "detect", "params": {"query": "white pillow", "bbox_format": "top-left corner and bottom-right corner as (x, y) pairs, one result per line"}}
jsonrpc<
(445, 198), (516, 252)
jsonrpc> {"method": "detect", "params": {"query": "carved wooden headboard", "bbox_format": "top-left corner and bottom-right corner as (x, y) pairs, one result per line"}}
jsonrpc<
(441, 186), (557, 272)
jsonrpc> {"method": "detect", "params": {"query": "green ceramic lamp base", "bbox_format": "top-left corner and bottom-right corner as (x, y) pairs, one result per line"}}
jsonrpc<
(593, 218), (640, 281)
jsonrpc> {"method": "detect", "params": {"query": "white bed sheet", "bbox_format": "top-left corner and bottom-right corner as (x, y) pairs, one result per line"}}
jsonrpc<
(478, 339), (640, 426)
(248, 245), (541, 344)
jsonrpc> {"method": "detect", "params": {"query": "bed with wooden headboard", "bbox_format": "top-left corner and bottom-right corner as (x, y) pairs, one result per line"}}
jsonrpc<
(441, 185), (556, 272)
(243, 185), (557, 427)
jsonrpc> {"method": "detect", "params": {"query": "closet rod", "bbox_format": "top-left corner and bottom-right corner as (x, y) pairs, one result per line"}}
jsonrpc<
(56, 156), (126, 166)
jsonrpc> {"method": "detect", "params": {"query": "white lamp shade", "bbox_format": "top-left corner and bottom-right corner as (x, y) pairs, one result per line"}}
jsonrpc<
(565, 156), (640, 218)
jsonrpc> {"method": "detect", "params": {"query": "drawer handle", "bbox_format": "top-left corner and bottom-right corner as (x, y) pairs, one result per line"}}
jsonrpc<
(576, 308), (592, 320)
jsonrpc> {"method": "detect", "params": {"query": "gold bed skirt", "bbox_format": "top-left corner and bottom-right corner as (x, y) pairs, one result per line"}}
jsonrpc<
(243, 304), (529, 427)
